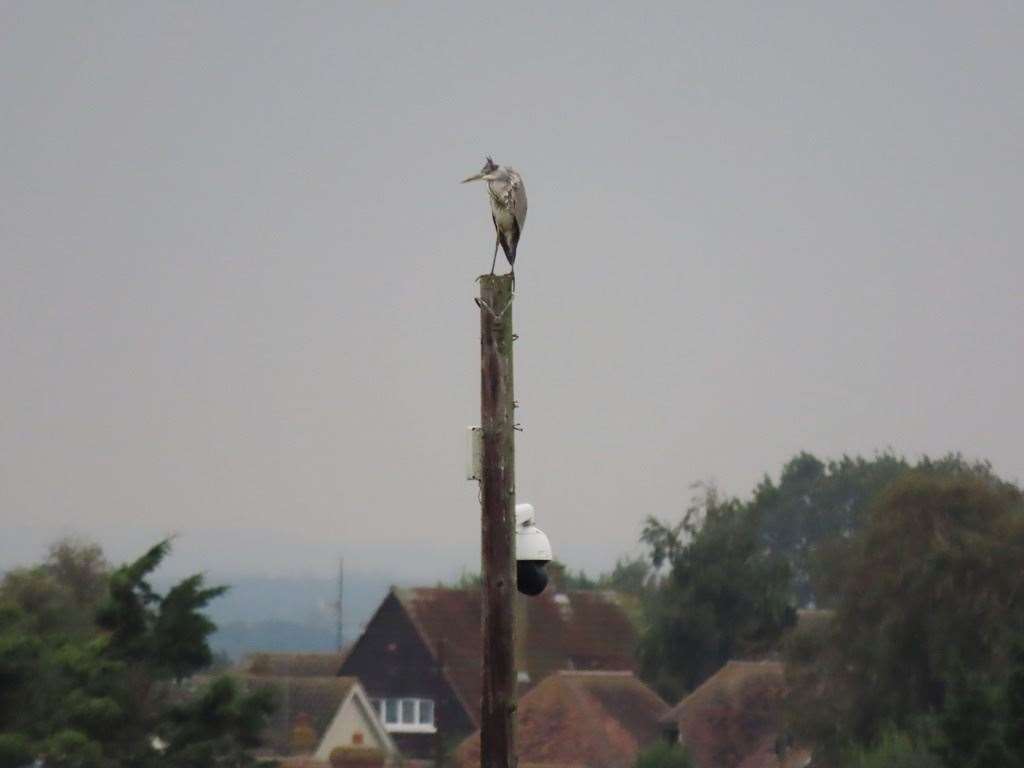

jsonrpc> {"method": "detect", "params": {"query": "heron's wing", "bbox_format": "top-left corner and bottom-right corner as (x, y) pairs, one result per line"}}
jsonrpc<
(508, 171), (527, 231)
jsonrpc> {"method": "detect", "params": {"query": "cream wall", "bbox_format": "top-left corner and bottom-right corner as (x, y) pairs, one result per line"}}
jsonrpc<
(315, 689), (397, 762)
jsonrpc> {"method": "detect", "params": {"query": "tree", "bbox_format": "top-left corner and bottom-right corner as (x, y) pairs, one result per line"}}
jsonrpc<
(925, 641), (1024, 768)
(0, 539), (274, 767)
(752, 452), (1009, 607)
(785, 469), (1024, 759)
(0, 537), (109, 637)
(933, 667), (1003, 768)
(598, 556), (654, 596)
(45, 538), (109, 608)
(544, 561), (598, 591)
(842, 728), (941, 768)
(442, 556), (654, 598)
(750, 452), (909, 606)
(1002, 641), (1024, 762)
(158, 675), (275, 767)
(638, 485), (796, 701)
(633, 741), (694, 768)
(0, 734), (32, 768)
(0, 539), (116, 753)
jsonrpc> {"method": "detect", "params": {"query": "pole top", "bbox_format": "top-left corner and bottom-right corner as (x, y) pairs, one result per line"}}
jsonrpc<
(478, 273), (514, 289)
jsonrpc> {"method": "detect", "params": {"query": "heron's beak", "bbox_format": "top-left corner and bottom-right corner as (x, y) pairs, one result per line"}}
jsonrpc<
(461, 172), (485, 184)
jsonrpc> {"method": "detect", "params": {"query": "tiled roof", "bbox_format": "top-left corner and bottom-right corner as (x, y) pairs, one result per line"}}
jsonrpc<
(393, 588), (638, 725)
(453, 671), (668, 768)
(660, 661), (786, 768)
(243, 651), (348, 678)
(235, 674), (358, 757)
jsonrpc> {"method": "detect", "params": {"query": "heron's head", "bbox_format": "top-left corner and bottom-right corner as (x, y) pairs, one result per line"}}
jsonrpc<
(461, 156), (499, 183)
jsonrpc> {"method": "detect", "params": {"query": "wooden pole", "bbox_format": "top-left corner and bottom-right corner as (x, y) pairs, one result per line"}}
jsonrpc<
(477, 274), (516, 768)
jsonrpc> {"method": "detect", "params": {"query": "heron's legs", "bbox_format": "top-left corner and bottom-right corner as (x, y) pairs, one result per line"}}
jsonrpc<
(491, 237), (500, 275)
(510, 267), (515, 293)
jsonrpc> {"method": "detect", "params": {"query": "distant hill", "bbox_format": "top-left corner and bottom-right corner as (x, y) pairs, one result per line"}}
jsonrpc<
(212, 618), (339, 659)
(193, 572), (393, 659)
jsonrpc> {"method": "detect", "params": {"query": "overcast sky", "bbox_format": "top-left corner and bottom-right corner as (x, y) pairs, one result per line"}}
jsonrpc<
(2, 2), (1022, 582)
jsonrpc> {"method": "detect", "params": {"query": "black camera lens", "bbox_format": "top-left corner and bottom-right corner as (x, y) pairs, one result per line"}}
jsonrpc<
(517, 561), (549, 596)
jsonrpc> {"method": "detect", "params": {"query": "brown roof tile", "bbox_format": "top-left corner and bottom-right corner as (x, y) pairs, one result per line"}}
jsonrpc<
(242, 651), (348, 678)
(660, 661), (787, 768)
(237, 674), (358, 757)
(734, 736), (779, 768)
(454, 671), (668, 768)
(393, 588), (638, 725)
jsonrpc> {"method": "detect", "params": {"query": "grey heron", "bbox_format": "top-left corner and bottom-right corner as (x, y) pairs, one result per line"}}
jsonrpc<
(462, 157), (527, 284)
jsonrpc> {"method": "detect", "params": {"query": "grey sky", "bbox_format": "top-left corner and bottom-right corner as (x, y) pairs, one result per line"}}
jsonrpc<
(2, 2), (1022, 581)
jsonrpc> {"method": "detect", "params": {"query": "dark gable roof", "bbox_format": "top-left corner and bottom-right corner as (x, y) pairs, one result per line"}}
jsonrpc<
(660, 661), (786, 768)
(394, 588), (639, 724)
(237, 674), (358, 757)
(243, 651), (348, 678)
(454, 671), (669, 768)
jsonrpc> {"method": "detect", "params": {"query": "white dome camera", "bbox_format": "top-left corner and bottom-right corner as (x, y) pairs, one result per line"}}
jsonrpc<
(516, 503), (552, 596)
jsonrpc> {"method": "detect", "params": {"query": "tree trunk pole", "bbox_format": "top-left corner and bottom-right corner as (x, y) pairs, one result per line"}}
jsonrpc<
(478, 274), (516, 768)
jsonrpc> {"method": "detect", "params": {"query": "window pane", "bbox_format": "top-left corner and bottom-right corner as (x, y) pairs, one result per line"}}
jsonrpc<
(401, 699), (416, 724)
(419, 700), (435, 725)
(385, 699), (399, 724)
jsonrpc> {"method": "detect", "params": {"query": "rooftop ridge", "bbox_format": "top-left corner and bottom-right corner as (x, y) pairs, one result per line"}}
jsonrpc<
(235, 673), (359, 682)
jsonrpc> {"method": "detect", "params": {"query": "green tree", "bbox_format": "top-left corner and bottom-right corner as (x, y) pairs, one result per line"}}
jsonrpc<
(633, 741), (695, 768)
(544, 561), (599, 591)
(442, 557), (654, 597)
(752, 452), (1009, 608)
(924, 641), (1024, 768)
(0, 537), (109, 637)
(0, 539), (274, 767)
(638, 485), (796, 701)
(1003, 642), (1024, 762)
(843, 727), (940, 768)
(750, 452), (909, 606)
(933, 668), (1000, 768)
(598, 555), (654, 596)
(159, 675), (275, 767)
(785, 470), (1024, 758)
(0, 733), (33, 768)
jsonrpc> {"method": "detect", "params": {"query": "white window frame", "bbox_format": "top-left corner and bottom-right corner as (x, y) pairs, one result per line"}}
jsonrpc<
(418, 699), (434, 727)
(376, 698), (436, 733)
(384, 698), (400, 726)
(400, 699), (416, 725)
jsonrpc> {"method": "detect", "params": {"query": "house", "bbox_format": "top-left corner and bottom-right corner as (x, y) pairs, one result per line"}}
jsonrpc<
(453, 670), (668, 768)
(659, 660), (809, 768)
(338, 587), (639, 759)
(234, 673), (398, 764)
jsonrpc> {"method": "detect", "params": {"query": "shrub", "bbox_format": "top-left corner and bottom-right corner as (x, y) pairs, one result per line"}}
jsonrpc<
(634, 741), (694, 768)
(0, 734), (33, 768)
